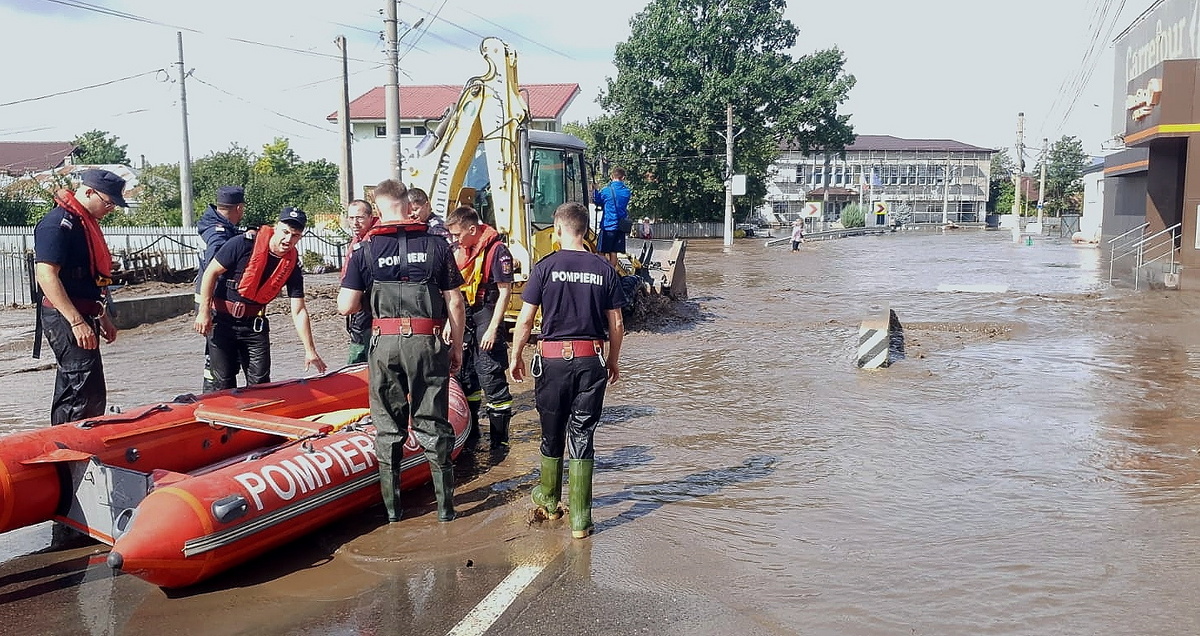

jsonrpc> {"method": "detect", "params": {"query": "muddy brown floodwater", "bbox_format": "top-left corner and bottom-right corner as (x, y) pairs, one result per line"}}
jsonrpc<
(1, 230), (1200, 635)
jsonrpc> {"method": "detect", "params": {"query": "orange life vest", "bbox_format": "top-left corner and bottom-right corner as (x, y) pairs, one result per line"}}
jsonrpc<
(236, 225), (297, 304)
(52, 189), (113, 287)
(455, 224), (501, 301)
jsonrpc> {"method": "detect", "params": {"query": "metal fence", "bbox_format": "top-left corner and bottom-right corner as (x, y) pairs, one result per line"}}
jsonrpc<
(0, 221), (735, 306)
(0, 226), (355, 306)
(632, 222), (727, 240)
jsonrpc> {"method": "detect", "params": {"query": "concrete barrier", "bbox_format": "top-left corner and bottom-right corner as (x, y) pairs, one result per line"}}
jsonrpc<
(110, 292), (194, 330)
(856, 303), (904, 369)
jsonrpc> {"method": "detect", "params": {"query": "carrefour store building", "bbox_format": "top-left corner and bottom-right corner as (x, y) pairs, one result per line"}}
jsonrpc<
(1104, 0), (1200, 288)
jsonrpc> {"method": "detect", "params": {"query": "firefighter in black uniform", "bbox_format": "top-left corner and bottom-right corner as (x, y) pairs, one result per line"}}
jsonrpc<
(33, 169), (125, 425)
(510, 202), (625, 538)
(196, 185), (246, 392)
(194, 207), (327, 389)
(445, 205), (514, 454)
(338, 179), (466, 523)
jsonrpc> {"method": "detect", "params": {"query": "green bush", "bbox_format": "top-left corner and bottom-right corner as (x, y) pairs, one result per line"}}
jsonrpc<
(840, 203), (865, 228)
(301, 249), (329, 274)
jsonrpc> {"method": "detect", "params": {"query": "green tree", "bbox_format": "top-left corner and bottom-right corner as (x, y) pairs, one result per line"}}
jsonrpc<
(120, 163), (183, 226)
(988, 149), (1015, 213)
(254, 137), (301, 176)
(1037, 135), (1090, 215)
(133, 139), (339, 228)
(72, 129), (130, 165)
(0, 180), (48, 225)
(588, 0), (854, 221)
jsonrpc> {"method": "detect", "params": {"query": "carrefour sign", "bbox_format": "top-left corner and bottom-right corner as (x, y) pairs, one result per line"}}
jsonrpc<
(1126, 78), (1162, 121)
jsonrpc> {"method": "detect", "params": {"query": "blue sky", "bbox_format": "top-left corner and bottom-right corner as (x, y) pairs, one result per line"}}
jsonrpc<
(0, 0), (1143, 167)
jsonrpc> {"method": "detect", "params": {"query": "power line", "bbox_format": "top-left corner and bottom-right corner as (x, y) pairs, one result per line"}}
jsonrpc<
(38, 0), (380, 64)
(397, 0), (466, 61)
(0, 69), (165, 108)
(280, 63), (388, 93)
(456, 7), (576, 60)
(40, 0), (198, 31)
(189, 74), (337, 135)
(1040, 0), (1128, 140)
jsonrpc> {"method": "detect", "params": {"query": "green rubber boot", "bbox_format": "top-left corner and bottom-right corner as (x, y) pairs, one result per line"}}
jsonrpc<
(379, 466), (401, 522)
(531, 455), (563, 518)
(568, 459), (594, 539)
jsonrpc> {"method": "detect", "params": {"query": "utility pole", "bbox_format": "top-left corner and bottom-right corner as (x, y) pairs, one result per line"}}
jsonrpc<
(1010, 112), (1024, 242)
(384, 1), (401, 181)
(941, 159), (951, 225)
(176, 32), (195, 228)
(822, 151), (831, 227)
(336, 35), (354, 206)
(723, 103), (734, 247)
(1037, 137), (1048, 227)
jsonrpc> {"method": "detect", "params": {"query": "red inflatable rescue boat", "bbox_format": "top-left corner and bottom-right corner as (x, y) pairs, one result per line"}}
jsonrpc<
(0, 366), (468, 588)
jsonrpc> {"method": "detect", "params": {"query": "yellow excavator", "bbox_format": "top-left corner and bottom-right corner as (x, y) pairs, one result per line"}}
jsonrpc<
(404, 37), (686, 321)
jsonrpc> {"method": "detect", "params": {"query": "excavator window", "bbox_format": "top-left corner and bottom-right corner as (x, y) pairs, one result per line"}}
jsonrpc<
(530, 147), (566, 227)
(565, 152), (587, 208)
(463, 146), (496, 226)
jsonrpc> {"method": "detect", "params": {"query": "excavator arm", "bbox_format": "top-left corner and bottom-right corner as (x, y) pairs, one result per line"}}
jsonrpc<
(406, 36), (688, 324)
(406, 37), (533, 279)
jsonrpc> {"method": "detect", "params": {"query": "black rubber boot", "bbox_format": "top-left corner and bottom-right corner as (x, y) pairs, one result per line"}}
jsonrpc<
(464, 400), (482, 452)
(531, 455), (564, 518)
(488, 410), (511, 451)
(568, 459), (594, 538)
(431, 467), (456, 522)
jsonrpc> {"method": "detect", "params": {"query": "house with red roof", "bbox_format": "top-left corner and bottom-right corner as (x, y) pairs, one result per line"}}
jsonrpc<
(0, 141), (77, 186)
(328, 83), (580, 191)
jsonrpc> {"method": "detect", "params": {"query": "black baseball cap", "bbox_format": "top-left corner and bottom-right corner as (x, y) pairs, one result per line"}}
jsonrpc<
(278, 206), (307, 230)
(80, 169), (129, 208)
(216, 186), (245, 206)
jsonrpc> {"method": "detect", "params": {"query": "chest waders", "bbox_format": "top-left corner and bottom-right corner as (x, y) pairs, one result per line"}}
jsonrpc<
(366, 235), (457, 522)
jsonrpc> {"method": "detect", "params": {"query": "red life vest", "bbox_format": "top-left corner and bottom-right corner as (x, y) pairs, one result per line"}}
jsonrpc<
(455, 224), (502, 301)
(52, 189), (113, 287)
(236, 225), (297, 304)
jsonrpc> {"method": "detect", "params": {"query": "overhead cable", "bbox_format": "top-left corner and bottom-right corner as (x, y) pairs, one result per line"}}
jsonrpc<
(0, 69), (164, 108)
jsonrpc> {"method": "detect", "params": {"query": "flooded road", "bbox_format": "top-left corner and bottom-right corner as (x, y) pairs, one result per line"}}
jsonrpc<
(2, 229), (1200, 635)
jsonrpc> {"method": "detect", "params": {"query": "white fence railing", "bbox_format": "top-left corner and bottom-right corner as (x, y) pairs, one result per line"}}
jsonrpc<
(0, 221), (735, 306)
(0, 226), (355, 306)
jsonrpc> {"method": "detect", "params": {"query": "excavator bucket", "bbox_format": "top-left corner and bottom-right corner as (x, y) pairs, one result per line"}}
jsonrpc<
(647, 239), (687, 300)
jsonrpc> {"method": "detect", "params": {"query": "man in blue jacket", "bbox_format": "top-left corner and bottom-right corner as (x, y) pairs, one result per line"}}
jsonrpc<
(195, 186), (245, 392)
(592, 167), (630, 268)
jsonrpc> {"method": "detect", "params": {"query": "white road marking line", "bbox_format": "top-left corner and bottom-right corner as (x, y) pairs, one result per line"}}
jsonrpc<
(445, 563), (546, 636)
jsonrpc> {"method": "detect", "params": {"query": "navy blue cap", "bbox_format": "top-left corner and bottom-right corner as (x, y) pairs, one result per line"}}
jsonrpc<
(80, 169), (129, 208)
(278, 206), (307, 230)
(215, 186), (245, 206)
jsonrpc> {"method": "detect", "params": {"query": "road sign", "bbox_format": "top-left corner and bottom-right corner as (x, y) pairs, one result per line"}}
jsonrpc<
(874, 202), (889, 215)
(804, 202), (822, 217)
